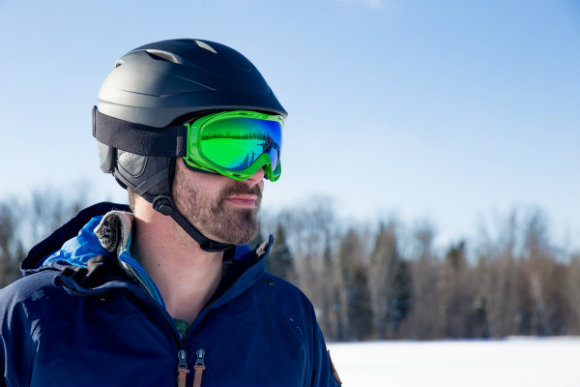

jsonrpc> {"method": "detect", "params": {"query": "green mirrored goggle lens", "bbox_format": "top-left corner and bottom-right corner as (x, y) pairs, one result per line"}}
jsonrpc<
(200, 117), (281, 172)
(184, 111), (284, 181)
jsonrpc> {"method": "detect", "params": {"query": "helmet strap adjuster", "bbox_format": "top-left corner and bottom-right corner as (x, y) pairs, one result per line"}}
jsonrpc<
(152, 195), (174, 216)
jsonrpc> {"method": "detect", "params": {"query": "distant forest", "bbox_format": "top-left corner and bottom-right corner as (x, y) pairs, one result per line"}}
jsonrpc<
(1, 189), (579, 341)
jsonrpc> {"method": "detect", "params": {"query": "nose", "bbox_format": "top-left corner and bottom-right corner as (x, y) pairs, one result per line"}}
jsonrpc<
(245, 167), (265, 185)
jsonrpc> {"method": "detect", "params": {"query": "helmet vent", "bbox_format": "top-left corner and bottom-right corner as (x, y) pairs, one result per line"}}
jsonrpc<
(195, 40), (218, 54)
(145, 49), (183, 64)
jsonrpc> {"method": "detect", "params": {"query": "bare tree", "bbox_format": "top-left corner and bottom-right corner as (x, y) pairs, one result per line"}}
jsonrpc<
(403, 221), (440, 339)
(566, 254), (580, 334)
(270, 196), (339, 311)
(368, 220), (410, 339)
(0, 199), (24, 286)
(436, 240), (479, 338)
(334, 227), (371, 340)
(0, 185), (89, 288)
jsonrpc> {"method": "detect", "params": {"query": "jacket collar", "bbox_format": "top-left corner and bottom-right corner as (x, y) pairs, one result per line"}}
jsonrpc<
(21, 202), (131, 274)
(20, 202), (273, 307)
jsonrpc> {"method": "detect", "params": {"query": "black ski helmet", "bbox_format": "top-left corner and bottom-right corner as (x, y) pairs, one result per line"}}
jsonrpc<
(93, 38), (287, 252)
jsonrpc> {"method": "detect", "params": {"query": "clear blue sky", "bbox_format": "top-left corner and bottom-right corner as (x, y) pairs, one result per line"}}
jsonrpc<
(1, 0), (578, 250)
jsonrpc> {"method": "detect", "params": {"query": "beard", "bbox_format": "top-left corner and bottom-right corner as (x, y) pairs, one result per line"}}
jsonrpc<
(173, 176), (262, 246)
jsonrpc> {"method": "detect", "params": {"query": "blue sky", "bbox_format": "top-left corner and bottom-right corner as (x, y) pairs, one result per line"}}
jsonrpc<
(0, 0), (578, 250)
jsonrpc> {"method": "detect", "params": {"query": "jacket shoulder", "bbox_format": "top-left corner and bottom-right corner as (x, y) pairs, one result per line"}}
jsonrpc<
(0, 270), (71, 325)
(252, 272), (319, 327)
(250, 273), (342, 386)
(261, 272), (314, 305)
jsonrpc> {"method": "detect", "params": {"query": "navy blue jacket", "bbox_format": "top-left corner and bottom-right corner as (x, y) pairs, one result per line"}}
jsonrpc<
(0, 203), (340, 387)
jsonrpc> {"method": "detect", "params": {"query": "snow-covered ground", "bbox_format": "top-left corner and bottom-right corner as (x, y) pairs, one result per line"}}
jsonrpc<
(327, 337), (580, 387)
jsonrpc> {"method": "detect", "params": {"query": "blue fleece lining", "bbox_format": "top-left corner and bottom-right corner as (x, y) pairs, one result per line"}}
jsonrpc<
(41, 215), (165, 307)
(118, 233), (165, 307)
(41, 217), (108, 269)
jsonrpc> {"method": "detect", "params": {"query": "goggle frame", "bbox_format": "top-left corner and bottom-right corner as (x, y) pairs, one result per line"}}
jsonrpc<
(183, 110), (284, 182)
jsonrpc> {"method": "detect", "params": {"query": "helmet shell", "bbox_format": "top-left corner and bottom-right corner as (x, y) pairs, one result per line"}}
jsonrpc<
(94, 39), (286, 251)
(98, 39), (287, 128)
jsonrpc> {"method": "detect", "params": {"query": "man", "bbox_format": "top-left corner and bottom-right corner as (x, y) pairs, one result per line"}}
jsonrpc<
(0, 39), (341, 387)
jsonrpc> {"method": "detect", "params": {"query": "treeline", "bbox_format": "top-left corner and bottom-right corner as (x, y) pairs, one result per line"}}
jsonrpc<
(259, 198), (580, 341)
(0, 188), (88, 287)
(1, 191), (579, 341)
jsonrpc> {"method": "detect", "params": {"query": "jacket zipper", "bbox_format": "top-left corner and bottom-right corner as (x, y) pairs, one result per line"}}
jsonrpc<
(176, 348), (206, 387)
(193, 348), (206, 387)
(118, 284), (196, 387)
(116, 244), (266, 387)
(177, 349), (190, 387)
(116, 263), (203, 386)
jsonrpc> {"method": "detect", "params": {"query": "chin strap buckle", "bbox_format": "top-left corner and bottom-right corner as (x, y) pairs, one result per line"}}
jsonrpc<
(152, 195), (174, 216)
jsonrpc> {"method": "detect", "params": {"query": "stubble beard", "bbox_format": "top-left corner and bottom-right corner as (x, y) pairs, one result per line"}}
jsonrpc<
(173, 178), (262, 246)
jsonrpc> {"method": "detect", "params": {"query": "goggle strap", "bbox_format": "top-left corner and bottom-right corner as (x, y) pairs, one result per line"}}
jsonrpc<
(93, 107), (187, 157)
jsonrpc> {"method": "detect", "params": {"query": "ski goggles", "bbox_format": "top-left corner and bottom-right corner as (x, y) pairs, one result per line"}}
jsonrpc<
(183, 110), (284, 182)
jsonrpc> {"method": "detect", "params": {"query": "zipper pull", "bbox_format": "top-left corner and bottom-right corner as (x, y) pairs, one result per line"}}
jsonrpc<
(193, 348), (206, 387)
(177, 349), (190, 387)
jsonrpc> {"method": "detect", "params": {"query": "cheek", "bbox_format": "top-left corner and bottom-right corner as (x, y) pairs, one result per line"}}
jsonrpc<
(175, 165), (222, 196)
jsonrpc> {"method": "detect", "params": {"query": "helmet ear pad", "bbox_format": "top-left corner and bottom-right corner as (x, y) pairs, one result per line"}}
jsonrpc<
(113, 151), (175, 200)
(111, 151), (231, 250)
(98, 142), (116, 173)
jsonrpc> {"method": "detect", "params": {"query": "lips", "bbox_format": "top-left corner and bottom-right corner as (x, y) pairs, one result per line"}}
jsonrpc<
(225, 194), (259, 208)
(220, 181), (262, 209)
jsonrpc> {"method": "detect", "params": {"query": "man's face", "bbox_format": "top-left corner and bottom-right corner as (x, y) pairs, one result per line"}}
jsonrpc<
(172, 159), (264, 245)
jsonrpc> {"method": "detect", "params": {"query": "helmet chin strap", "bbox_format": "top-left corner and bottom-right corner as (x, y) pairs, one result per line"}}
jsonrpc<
(146, 194), (234, 253)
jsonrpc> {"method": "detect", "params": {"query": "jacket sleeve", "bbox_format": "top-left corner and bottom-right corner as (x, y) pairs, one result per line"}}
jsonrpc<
(310, 317), (342, 387)
(0, 334), (6, 387)
(0, 283), (33, 387)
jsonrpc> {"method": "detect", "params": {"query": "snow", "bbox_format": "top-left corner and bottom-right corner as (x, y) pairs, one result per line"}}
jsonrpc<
(327, 337), (580, 387)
